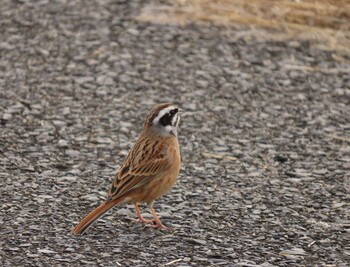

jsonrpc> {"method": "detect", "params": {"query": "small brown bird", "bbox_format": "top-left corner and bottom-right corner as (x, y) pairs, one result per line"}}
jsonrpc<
(72, 103), (183, 234)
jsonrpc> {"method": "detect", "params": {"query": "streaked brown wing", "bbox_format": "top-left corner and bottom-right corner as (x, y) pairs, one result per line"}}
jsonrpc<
(107, 146), (170, 201)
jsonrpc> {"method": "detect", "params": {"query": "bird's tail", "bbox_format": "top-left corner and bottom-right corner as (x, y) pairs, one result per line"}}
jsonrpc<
(72, 198), (122, 235)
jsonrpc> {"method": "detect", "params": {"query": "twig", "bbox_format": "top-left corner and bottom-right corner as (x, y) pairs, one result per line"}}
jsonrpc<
(201, 152), (238, 161)
(325, 134), (350, 143)
(307, 241), (316, 247)
(284, 64), (320, 72)
(165, 258), (183, 265)
(284, 64), (350, 74)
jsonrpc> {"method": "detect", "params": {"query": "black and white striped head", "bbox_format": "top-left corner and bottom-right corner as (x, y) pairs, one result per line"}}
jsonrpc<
(145, 103), (182, 137)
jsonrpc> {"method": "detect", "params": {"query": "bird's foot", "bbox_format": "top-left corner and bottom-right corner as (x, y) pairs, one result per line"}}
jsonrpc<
(145, 221), (172, 231)
(131, 218), (154, 225)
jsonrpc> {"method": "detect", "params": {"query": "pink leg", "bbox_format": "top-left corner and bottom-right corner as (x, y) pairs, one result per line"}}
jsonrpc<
(146, 206), (172, 231)
(133, 202), (154, 224)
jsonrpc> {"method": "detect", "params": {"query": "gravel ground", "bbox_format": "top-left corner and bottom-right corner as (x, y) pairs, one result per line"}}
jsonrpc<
(1, 0), (349, 266)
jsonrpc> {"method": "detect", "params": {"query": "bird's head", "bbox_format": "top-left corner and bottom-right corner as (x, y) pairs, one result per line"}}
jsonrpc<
(144, 103), (183, 137)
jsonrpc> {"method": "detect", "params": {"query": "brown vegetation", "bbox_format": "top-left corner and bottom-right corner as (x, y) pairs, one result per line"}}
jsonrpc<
(138, 0), (350, 54)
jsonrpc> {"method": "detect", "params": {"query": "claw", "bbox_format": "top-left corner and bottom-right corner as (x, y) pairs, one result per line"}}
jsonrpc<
(131, 218), (154, 225)
(133, 202), (154, 225)
(145, 221), (172, 231)
(134, 203), (174, 231)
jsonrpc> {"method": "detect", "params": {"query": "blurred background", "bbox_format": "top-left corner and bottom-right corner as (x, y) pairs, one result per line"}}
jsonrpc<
(140, 0), (350, 55)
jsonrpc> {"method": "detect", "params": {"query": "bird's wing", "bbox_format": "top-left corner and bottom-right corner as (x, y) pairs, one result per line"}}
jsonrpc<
(107, 143), (170, 201)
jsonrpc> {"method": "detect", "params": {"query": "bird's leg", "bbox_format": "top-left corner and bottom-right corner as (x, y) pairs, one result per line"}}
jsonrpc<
(146, 206), (172, 231)
(132, 202), (154, 224)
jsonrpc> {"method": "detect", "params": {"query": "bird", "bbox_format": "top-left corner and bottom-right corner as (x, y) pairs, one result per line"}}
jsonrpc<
(72, 103), (183, 235)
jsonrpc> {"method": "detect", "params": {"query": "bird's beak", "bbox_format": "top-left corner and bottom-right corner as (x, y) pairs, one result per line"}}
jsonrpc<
(178, 109), (185, 115)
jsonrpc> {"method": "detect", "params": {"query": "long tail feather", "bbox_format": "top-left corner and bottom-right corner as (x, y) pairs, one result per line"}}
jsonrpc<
(72, 199), (122, 235)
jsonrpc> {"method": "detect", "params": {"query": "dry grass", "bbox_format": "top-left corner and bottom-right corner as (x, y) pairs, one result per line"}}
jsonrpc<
(138, 0), (350, 55)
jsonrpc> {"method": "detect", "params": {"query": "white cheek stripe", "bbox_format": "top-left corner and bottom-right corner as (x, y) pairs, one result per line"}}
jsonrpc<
(171, 114), (178, 126)
(164, 125), (173, 133)
(152, 106), (175, 125)
(175, 115), (180, 127)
